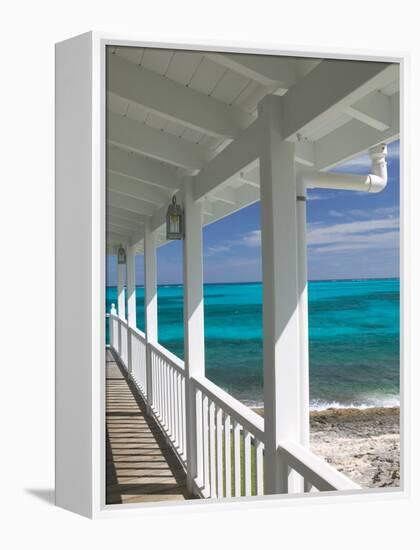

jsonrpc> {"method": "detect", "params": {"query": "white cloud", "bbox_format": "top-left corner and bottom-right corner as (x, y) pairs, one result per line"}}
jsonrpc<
(205, 245), (231, 257)
(241, 229), (261, 247)
(307, 217), (399, 254)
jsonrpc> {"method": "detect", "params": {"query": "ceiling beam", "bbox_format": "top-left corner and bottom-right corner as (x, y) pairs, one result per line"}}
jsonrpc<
(107, 223), (132, 237)
(108, 191), (156, 217)
(108, 147), (183, 191)
(108, 112), (209, 171)
(345, 90), (391, 131)
(107, 230), (130, 243)
(207, 53), (297, 88)
(108, 171), (170, 206)
(108, 215), (142, 232)
(314, 93), (399, 170)
(107, 206), (148, 225)
(280, 61), (398, 140)
(194, 119), (262, 201)
(108, 53), (254, 138)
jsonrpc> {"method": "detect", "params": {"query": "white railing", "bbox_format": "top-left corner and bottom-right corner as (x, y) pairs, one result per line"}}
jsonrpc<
(108, 309), (360, 498)
(130, 327), (147, 397)
(193, 375), (265, 499)
(150, 341), (187, 464)
(278, 440), (360, 492)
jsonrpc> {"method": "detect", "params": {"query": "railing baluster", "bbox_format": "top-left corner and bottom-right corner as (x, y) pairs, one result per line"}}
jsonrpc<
(209, 400), (216, 498)
(233, 421), (241, 497)
(255, 439), (264, 496)
(202, 394), (209, 495)
(181, 376), (186, 461)
(216, 406), (223, 497)
(224, 413), (231, 498)
(244, 430), (251, 496)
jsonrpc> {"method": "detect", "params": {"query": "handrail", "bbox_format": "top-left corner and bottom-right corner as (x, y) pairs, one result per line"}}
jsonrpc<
(278, 440), (361, 492)
(192, 374), (265, 443)
(149, 340), (185, 374)
(129, 325), (146, 342)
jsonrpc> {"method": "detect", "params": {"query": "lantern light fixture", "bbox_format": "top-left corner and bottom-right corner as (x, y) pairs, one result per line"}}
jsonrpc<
(117, 244), (126, 265)
(166, 195), (184, 240)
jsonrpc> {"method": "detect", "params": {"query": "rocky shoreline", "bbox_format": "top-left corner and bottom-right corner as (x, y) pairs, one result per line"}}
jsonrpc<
(253, 406), (400, 489)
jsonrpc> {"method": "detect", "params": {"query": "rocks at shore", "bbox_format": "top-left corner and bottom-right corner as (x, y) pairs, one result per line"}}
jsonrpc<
(253, 406), (400, 489)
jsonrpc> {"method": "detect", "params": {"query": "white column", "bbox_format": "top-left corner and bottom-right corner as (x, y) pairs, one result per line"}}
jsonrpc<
(296, 180), (310, 450)
(126, 243), (137, 378)
(183, 177), (205, 494)
(117, 250), (126, 357)
(258, 96), (302, 495)
(144, 221), (157, 415)
(117, 252), (126, 320)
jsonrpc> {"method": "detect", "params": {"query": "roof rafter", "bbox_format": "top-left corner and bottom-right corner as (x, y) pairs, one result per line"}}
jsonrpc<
(108, 171), (170, 206)
(108, 53), (254, 138)
(108, 112), (209, 171)
(107, 206), (148, 225)
(107, 147), (183, 191)
(314, 93), (399, 170)
(280, 60), (397, 139)
(207, 53), (297, 88)
(345, 90), (391, 131)
(108, 190), (156, 217)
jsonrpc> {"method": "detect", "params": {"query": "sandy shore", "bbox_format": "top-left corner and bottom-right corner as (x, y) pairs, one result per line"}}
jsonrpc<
(253, 407), (400, 489)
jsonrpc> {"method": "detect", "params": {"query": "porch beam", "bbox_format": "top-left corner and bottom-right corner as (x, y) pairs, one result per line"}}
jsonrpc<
(314, 92), (399, 170)
(259, 100), (302, 495)
(108, 171), (170, 206)
(280, 61), (397, 140)
(108, 53), (254, 138)
(108, 147), (184, 191)
(194, 119), (262, 201)
(183, 177), (205, 494)
(108, 112), (209, 171)
(207, 53), (297, 88)
(345, 90), (391, 131)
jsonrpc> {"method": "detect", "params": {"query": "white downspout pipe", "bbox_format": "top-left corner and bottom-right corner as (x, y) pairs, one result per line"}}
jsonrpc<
(299, 144), (388, 193)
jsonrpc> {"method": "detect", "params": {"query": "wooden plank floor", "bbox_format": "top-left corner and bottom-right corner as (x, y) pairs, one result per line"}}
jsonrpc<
(106, 349), (192, 504)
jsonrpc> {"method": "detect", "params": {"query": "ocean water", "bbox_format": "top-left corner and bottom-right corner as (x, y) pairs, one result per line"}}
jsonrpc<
(106, 278), (400, 410)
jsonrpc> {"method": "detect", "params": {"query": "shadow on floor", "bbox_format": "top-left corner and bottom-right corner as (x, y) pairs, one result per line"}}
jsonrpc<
(25, 488), (55, 505)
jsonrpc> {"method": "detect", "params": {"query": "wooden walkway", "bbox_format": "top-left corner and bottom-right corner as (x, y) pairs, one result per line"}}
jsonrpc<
(106, 349), (192, 504)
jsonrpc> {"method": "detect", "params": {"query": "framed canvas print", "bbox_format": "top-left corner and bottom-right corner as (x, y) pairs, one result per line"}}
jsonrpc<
(55, 32), (405, 518)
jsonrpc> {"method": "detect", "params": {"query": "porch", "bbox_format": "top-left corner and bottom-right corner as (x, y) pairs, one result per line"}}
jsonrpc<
(105, 46), (399, 501)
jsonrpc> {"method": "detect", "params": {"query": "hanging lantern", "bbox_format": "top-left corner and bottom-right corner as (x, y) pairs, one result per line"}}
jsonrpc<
(117, 245), (126, 265)
(166, 195), (184, 240)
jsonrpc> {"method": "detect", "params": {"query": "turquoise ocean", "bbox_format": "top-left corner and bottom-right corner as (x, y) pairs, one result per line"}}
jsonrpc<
(106, 278), (400, 410)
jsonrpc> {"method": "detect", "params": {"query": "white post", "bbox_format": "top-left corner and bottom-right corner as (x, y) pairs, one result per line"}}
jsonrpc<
(296, 180), (310, 450)
(110, 303), (117, 350)
(258, 96), (302, 495)
(183, 177), (205, 494)
(126, 243), (137, 378)
(117, 252), (126, 320)
(117, 250), (126, 357)
(144, 221), (157, 415)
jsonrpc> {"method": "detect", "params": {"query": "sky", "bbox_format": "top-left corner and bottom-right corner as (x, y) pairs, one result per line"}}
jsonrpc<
(107, 139), (399, 285)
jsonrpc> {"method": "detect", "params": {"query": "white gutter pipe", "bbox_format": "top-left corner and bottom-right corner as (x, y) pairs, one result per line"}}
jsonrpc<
(299, 143), (388, 193)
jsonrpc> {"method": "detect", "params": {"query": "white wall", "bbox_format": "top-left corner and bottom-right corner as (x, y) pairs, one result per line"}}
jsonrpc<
(1, 0), (419, 548)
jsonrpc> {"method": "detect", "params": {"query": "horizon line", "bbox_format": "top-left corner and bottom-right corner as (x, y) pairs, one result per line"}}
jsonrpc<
(106, 276), (399, 287)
